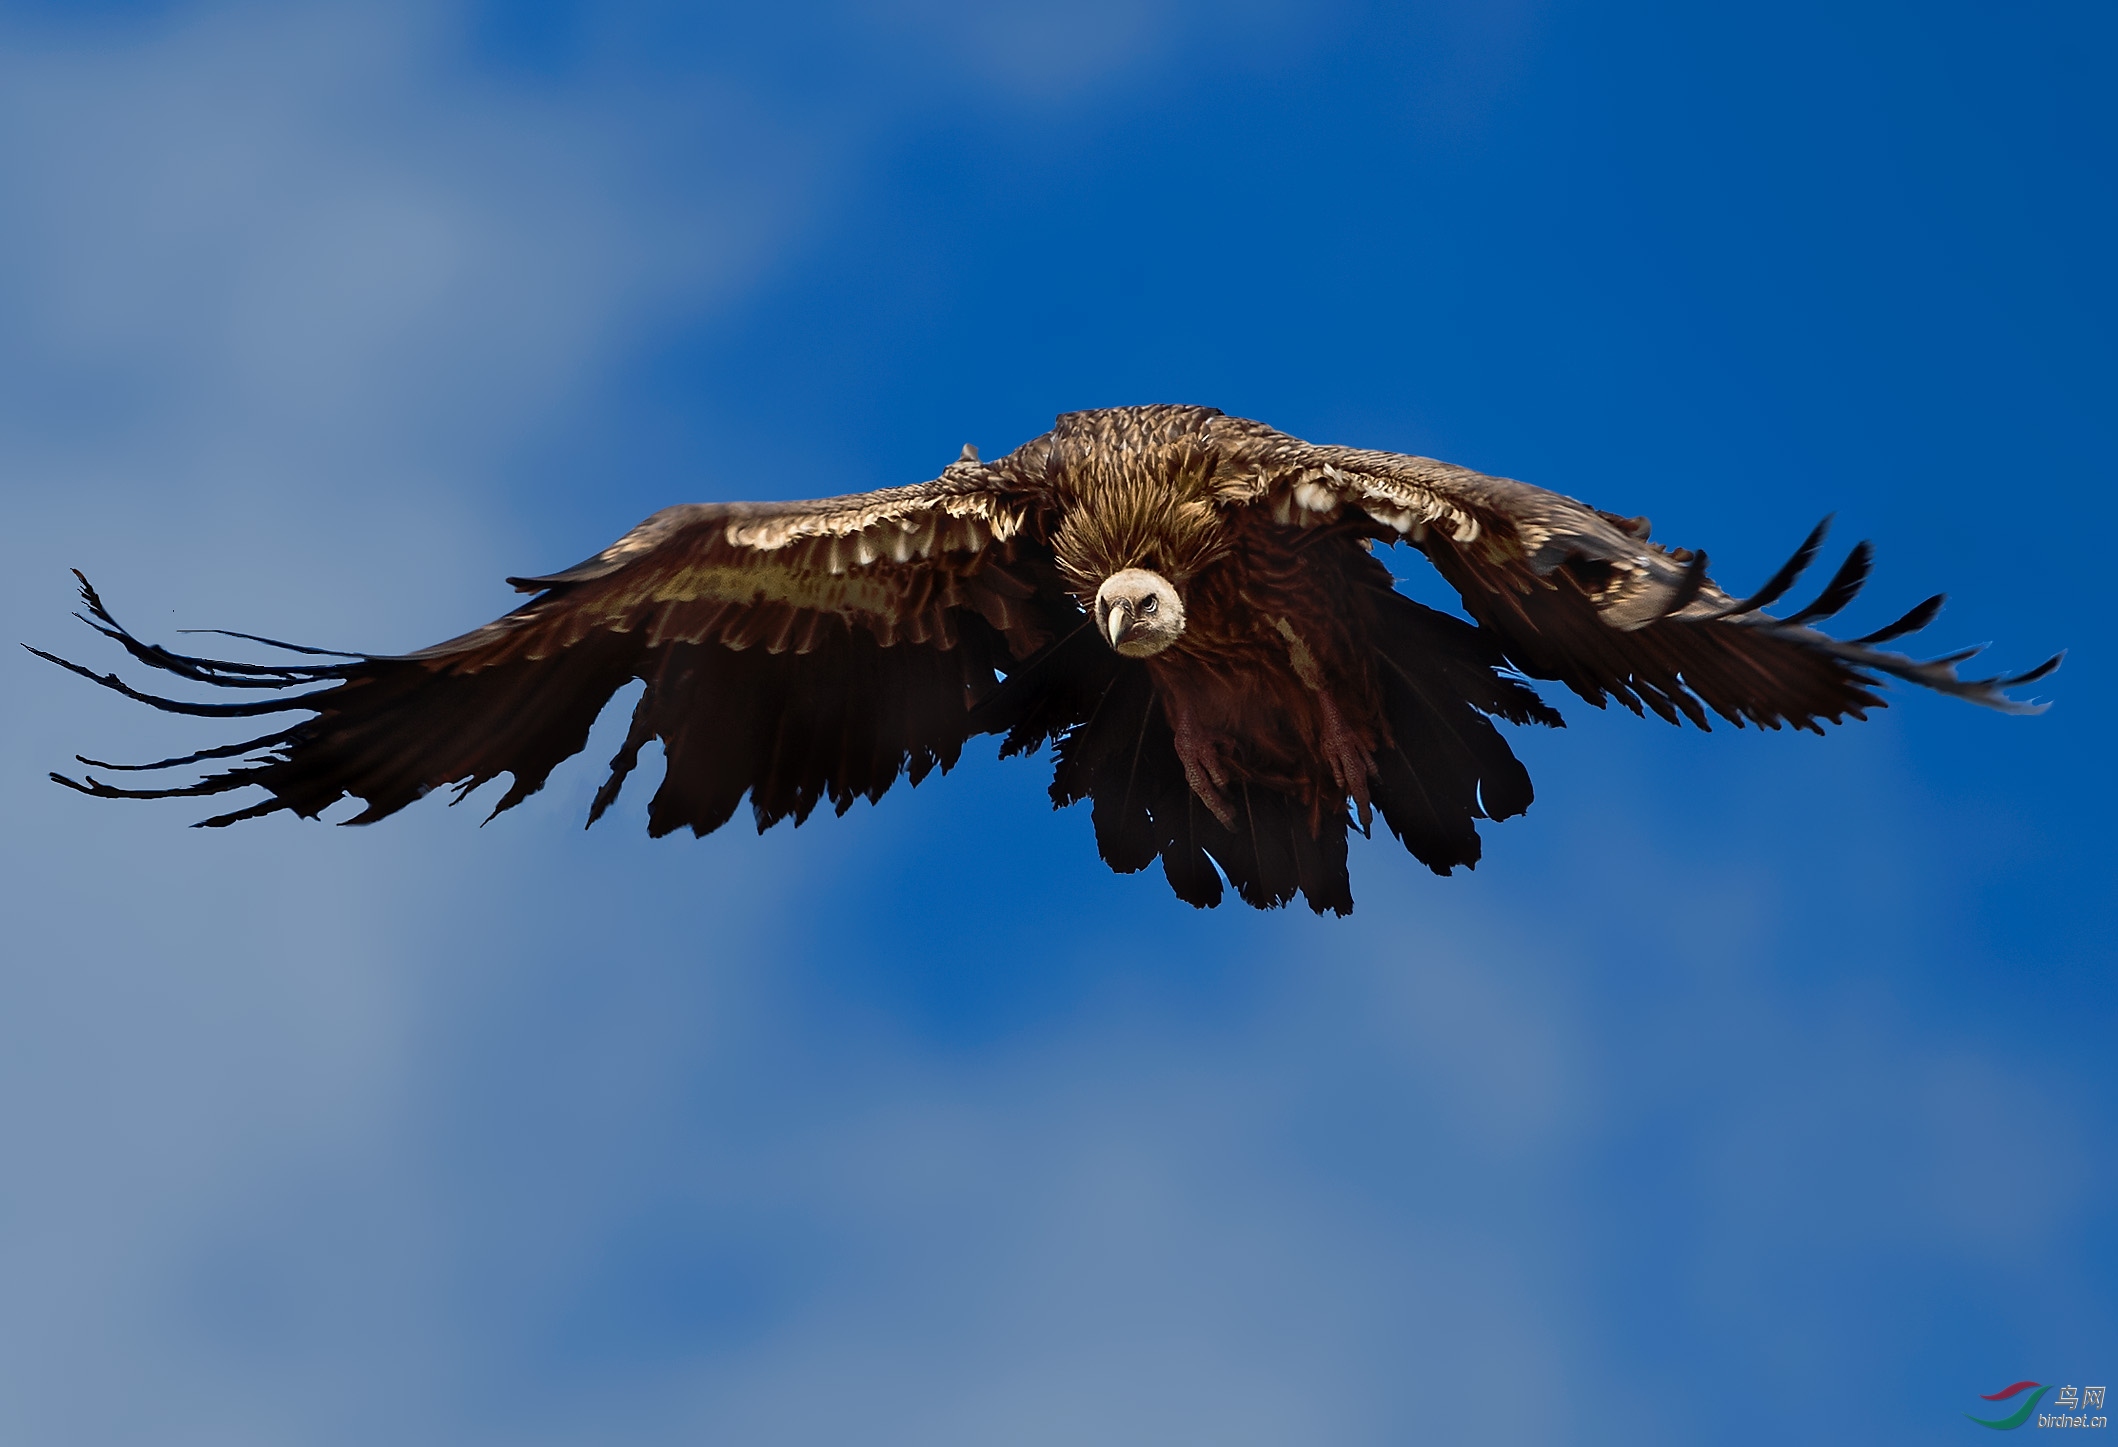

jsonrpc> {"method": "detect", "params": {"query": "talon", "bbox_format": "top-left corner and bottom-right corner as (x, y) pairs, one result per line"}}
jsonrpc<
(1316, 692), (1376, 832)
(1184, 757), (1237, 831)
(1168, 695), (1237, 830)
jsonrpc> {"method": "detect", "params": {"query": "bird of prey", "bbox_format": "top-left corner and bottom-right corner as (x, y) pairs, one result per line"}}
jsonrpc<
(41, 405), (2055, 915)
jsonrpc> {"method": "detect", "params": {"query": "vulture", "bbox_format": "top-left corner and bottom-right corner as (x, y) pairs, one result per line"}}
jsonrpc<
(40, 405), (2056, 915)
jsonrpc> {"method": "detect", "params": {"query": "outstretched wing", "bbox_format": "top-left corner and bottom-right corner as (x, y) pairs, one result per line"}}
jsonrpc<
(1213, 420), (2059, 731)
(40, 454), (1077, 834)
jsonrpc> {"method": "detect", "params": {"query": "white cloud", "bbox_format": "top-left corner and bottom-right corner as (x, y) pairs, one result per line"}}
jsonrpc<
(0, 2), (786, 445)
(863, 0), (1314, 99)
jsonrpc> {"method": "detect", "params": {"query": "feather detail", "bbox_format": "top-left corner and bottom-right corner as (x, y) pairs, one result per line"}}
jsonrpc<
(41, 404), (2054, 914)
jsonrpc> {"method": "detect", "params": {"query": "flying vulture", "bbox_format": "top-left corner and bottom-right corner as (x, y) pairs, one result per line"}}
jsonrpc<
(40, 405), (2056, 915)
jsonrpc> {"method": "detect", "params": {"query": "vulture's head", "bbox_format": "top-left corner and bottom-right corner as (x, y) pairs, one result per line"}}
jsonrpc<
(1094, 568), (1186, 658)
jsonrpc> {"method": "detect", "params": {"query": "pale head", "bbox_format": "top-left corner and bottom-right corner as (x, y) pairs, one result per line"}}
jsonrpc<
(1094, 568), (1186, 658)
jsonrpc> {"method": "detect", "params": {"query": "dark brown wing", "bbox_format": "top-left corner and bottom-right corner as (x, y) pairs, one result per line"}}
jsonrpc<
(40, 454), (1078, 835)
(1211, 420), (2059, 731)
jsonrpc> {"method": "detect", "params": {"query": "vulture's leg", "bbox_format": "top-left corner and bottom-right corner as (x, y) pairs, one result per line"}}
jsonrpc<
(1315, 690), (1375, 832)
(1165, 694), (1236, 830)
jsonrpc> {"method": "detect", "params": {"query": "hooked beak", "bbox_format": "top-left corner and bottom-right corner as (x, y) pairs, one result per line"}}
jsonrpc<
(1105, 601), (1132, 649)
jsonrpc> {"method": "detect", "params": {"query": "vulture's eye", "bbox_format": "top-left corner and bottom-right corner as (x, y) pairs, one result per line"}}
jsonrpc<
(1140, 596), (1157, 614)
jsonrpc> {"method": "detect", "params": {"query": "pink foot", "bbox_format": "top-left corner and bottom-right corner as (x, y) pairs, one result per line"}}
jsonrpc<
(1316, 692), (1376, 832)
(1167, 697), (1236, 830)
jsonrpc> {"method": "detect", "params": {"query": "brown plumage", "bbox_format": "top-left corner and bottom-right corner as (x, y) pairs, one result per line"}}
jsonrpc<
(39, 404), (2057, 914)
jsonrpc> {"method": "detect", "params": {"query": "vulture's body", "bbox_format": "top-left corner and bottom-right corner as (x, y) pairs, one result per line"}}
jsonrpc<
(44, 405), (2054, 914)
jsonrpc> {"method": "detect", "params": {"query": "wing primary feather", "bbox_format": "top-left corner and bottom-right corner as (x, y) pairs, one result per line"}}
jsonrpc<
(1714, 517), (1830, 618)
(49, 768), (264, 801)
(68, 621), (320, 685)
(1851, 593), (1943, 645)
(197, 797), (296, 828)
(174, 628), (365, 658)
(1782, 542), (1873, 626)
(26, 646), (328, 717)
(65, 573), (354, 682)
(73, 730), (295, 772)
(1999, 652), (2064, 686)
(1784, 634), (2061, 714)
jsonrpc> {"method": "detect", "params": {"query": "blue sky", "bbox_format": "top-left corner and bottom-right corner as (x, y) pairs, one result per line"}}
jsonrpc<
(1, 1), (2112, 1442)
